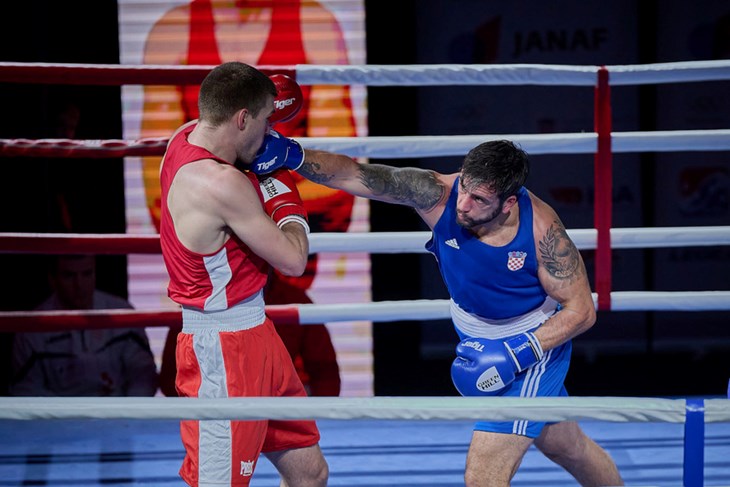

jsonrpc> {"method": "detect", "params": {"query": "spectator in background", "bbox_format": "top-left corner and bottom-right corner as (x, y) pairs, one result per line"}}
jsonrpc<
(9, 254), (158, 396)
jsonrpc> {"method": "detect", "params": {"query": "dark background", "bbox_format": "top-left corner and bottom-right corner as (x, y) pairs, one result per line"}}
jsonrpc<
(0, 1), (728, 397)
(365, 0), (730, 398)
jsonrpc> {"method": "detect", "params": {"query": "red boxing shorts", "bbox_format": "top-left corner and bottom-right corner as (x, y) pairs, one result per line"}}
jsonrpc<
(175, 298), (320, 487)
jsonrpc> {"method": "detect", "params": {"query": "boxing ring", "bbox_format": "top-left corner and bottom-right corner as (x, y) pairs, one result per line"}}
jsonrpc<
(0, 60), (729, 486)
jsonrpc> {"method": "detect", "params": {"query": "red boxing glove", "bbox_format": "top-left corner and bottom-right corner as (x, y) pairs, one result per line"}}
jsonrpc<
(269, 74), (303, 124)
(258, 168), (310, 233)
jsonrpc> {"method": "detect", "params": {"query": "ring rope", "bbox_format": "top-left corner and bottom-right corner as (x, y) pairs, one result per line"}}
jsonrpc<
(0, 137), (169, 158)
(1, 59), (727, 487)
(1, 227), (728, 255)
(0, 62), (294, 86)
(0, 291), (729, 334)
(1, 60), (729, 86)
(297, 60), (730, 86)
(1, 65), (726, 340)
(2, 129), (729, 159)
(0, 396), (727, 423)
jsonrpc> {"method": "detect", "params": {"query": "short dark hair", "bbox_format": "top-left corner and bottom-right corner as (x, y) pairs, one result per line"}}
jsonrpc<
(198, 62), (277, 126)
(460, 140), (529, 201)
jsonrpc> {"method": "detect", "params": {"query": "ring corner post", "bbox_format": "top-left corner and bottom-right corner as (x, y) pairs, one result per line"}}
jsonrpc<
(593, 66), (613, 311)
(683, 398), (705, 487)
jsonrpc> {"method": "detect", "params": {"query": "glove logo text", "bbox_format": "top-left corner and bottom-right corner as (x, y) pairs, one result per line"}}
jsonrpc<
(275, 97), (296, 110)
(476, 366), (504, 392)
(462, 340), (485, 353)
(256, 157), (279, 172)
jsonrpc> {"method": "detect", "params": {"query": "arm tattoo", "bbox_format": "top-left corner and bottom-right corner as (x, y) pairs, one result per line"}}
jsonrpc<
(359, 165), (444, 210)
(298, 160), (334, 185)
(538, 220), (582, 279)
(300, 159), (444, 210)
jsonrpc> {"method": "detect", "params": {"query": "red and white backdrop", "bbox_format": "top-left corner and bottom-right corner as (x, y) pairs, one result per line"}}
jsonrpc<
(116, 0), (372, 396)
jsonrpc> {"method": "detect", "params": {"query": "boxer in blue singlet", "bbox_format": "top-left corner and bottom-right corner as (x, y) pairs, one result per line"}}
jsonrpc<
(244, 137), (624, 486)
(427, 183), (572, 438)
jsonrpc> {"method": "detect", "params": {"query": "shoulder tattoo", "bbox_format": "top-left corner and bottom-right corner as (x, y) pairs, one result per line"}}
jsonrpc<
(538, 220), (582, 279)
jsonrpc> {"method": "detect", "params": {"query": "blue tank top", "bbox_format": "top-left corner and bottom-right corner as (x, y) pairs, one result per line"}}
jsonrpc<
(426, 179), (547, 320)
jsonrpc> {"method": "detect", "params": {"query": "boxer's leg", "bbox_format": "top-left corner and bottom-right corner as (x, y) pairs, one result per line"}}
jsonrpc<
(535, 421), (624, 485)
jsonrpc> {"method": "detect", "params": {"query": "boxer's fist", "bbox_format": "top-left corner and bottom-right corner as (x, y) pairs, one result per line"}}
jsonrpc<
(250, 129), (305, 174)
(258, 168), (309, 233)
(450, 332), (543, 396)
(269, 74), (303, 125)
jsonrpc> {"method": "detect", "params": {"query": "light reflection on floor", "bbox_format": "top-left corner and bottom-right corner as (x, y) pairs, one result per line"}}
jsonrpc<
(0, 417), (728, 486)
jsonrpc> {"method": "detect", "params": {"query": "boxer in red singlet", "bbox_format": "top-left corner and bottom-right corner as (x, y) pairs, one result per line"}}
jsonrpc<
(144, 0), (351, 397)
(159, 62), (327, 487)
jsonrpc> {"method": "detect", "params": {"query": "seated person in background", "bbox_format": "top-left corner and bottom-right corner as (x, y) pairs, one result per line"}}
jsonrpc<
(9, 254), (158, 396)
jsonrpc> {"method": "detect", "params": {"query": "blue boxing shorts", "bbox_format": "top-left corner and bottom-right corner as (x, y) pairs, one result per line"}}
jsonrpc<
(455, 327), (572, 438)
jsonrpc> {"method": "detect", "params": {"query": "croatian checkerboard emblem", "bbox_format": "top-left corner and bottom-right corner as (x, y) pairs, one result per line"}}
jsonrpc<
(507, 251), (527, 271)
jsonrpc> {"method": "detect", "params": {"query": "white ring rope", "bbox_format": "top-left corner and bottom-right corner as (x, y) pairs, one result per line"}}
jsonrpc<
(1, 396), (728, 423)
(295, 60), (730, 86)
(301, 130), (730, 158)
(294, 292), (730, 320)
(1, 61), (728, 161)
(0, 228), (727, 315)
(309, 227), (730, 253)
(297, 63), (599, 86)
(1, 226), (729, 254)
(2, 129), (727, 159)
(0, 290), (728, 331)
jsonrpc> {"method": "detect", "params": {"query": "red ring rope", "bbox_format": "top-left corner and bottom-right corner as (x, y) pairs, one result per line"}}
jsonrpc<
(0, 62), (295, 85)
(0, 233), (160, 254)
(0, 306), (300, 332)
(0, 138), (167, 158)
(593, 66), (612, 311)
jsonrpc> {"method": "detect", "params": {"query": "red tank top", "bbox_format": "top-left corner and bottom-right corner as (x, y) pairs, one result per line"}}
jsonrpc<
(160, 124), (269, 310)
(181, 0), (311, 136)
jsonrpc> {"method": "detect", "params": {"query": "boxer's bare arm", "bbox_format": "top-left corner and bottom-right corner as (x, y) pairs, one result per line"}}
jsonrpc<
(299, 150), (454, 226)
(530, 193), (596, 351)
(169, 160), (308, 276)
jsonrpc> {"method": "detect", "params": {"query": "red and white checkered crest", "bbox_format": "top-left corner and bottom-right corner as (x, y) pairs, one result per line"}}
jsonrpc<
(507, 251), (527, 271)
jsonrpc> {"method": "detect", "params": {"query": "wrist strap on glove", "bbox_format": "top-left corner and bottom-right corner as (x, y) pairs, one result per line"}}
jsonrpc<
(274, 209), (310, 234)
(504, 332), (544, 372)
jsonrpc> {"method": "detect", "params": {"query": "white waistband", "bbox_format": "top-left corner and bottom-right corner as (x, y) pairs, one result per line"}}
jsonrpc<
(450, 296), (558, 339)
(182, 290), (266, 333)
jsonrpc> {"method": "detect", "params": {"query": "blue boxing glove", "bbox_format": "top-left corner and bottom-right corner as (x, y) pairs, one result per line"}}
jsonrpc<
(451, 332), (544, 396)
(250, 129), (305, 175)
